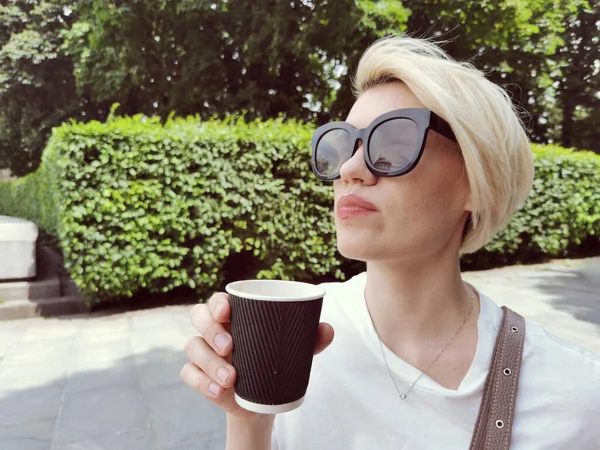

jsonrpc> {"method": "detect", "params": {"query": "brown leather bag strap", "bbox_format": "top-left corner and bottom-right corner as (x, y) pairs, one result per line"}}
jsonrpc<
(470, 306), (526, 450)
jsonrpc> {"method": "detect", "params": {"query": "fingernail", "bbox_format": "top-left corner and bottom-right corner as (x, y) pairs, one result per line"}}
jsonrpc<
(217, 367), (231, 383)
(215, 302), (226, 317)
(179, 364), (188, 378)
(208, 382), (220, 396)
(215, 333), (231, 351)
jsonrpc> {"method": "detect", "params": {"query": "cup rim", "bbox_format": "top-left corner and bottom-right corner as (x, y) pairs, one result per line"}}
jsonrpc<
(234, 394), (304, 414)
(225, 279), (325, 302)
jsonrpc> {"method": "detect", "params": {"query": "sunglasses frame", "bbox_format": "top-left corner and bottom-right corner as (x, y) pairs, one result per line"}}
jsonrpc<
(311, 108), (457, 181)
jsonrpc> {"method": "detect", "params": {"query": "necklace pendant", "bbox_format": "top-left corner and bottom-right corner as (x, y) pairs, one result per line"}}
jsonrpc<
(399, 393), (407, 400)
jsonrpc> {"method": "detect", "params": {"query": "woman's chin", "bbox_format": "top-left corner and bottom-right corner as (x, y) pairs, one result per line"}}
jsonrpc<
(337, 239), (380, 262)
(336, 232), (421, 262)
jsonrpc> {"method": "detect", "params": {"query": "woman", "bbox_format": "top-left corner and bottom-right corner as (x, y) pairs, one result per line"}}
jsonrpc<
(180, 36), (600, 449)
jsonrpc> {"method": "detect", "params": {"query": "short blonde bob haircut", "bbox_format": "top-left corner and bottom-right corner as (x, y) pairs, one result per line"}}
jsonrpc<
(353, 36), (535, 254)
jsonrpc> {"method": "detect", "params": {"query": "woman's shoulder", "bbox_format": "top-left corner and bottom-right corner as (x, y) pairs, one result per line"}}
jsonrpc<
(479, 293), (600, 369)
(523, 318), (600, 372)
(480, 294), (600, 406)
(518, 315), (600, 424)
(521, 323), (600, 442)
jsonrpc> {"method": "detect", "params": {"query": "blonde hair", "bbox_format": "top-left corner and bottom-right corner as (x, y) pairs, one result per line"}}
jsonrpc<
(354, 36), (535, 254)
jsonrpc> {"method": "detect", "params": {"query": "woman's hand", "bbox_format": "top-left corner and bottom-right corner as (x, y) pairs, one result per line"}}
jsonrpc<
(181, 292), (335, 426)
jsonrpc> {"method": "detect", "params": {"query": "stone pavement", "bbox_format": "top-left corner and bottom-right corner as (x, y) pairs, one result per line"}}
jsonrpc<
(463, 257), (600, 354)
(0, 306), (226, 450)
(0, 258), (599, 450)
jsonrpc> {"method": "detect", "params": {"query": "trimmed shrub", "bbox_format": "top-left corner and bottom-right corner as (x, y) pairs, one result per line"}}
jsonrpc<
(25, 114), (339, 303)
(0, 116), (598, 302)
(462, 144), (600, 268)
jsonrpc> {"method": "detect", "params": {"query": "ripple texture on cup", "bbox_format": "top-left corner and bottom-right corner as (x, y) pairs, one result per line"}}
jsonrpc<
(229, 295), (323, 407)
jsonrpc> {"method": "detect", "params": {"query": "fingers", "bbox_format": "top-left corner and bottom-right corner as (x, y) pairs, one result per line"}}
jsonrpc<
(208, 292), (231, 323)
(189, 294), (232, 357)
(184, 336), (236, 389)
(180, 362), (225, 399)
(314, 322), (335, 355)
(180, 362), (249, 417)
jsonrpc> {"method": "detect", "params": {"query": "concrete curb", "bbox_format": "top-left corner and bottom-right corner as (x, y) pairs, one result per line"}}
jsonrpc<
(0, 278), (61, 301)
(0, 295), (89, 320)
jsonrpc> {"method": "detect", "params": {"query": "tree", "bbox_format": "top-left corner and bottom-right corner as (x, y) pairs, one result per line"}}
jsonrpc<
(62, 0), (406, 122)
(1, 0), (597, 175)
(554, 4), (600, 152)
(6, 0), (399, 173)
(0, 0), (108, 175)
(329, 0), (589, 146)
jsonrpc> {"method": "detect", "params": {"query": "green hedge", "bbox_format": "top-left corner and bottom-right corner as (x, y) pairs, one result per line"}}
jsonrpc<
(1, 114), (341, 303)
(0, 115), (599, 303)
(462, 144), (600, 268)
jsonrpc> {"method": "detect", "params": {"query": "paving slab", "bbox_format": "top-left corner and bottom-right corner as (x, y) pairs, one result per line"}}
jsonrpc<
(53, 386), (149, 447)
(0, 385), (64, 433)
(52, 425), (156, 450)
(0, 360), (69, 392)
(136, 353), (190, 390)
(20, 320), (82, 343)
(1, 436), (52, 450)
(65, 359), (138, 394)
(143, 382), (226, 450)
(2, 337), (75, 366)
(0, 418), (56, 443)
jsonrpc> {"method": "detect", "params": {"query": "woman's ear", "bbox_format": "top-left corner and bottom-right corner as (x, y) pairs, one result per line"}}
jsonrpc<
(464, 193), (473, 214)
(461, 212), (472, 242)
(462, 166), (474, 214)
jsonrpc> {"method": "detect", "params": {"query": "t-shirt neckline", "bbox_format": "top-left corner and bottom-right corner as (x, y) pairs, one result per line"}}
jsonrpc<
(354, 273), (501, 397)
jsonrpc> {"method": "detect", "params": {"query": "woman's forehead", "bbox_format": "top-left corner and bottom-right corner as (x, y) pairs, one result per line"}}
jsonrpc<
(346, 82), (425, 129)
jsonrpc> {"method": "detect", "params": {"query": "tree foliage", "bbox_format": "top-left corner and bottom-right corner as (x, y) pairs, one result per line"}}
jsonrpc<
(63, 0), (390, 121)
(0, 0), (598, 175)
(554, 4), (600, 152)
(0, 0), (108, 175)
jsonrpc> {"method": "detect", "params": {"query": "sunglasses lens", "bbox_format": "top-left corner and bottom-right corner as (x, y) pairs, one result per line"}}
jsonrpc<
(315, 128), (353, 178)
(368, 119), (419, 174)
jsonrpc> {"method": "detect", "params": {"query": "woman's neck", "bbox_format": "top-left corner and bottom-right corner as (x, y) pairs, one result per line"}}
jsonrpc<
(364, 250), (479, 369)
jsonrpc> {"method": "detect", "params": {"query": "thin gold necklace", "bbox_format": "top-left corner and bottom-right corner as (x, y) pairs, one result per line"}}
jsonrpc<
(367, 287), (475, 400)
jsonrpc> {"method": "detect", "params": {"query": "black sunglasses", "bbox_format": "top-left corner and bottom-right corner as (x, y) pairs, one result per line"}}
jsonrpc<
(311, 108), (457, 181)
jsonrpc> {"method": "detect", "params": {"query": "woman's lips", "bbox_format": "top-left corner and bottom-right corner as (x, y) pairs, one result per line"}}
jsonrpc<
(336, 194), (379, 219)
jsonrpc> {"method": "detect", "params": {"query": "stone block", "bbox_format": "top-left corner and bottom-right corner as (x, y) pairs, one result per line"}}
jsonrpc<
(0, 216), (38, 281)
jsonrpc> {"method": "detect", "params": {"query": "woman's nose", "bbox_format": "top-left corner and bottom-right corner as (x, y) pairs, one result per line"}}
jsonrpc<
(338, 143), (377, 185)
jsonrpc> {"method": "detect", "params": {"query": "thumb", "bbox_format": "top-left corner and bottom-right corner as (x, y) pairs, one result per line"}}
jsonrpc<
(314, 322), (334, 355)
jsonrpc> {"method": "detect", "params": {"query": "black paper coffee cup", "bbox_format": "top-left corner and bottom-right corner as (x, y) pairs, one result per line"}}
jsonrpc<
(225, 280), (325, 414)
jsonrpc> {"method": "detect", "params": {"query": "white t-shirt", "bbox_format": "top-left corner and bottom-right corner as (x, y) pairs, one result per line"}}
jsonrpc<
(272, 272), (600, 449)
